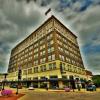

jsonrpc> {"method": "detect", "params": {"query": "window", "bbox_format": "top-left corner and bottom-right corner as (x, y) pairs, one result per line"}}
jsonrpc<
(23, 70), (27, 75)
(50, 40), (53, 44)
(47, 40), (53, 46)
(57, 33), (61, 39)
(65, 64), (68, 71)
(34, 48), (38, 53)
(27, 63), (32, 67)
(73, 67), (77, 72)
(40, 50), (45, 56)
(49, 63), (52, 70)
(48, 55), (51, 61)
(52, 55), (55, 60)
(65, 44), (68, 49)
(15, 55), (17, 59)
(57, 40), (62, 45)
(48, 47), (54, 53)
(65, 50), (69, 55)
(62, 63), (65, 70)
(40, 58), (46, 63)
(40, 65), (46, 72)
(66, 57), (71, 63)
(63, 38), (67, 43)
(62, 75), (67, 79)
(40, 39), (44, 45)
(48, 28), (52, 33)
(34, 60), (38, 65)
(58, 47), (63, 52)
(28, 57), (32, 61)
(47, 34), (52, 40)
(21, 60), (23, 64)
(59, 55), (65, 61)
(29, 46), (33, 50)
(52, 63), (56, 69)
(34, 67), (38, 73)
(48, 62), (56, 70)
(68, 65), (72, 72)
(34, 43), (38, 48)
(29, 52), (32, 55)
(72, 60), (76, 64)
(25, 54), (28, 58)
(28, 68), (32, 74)
(40, 44), (45, 50)
(34, 53), (38, 59)
(23, 65), (27, 68)
(70, 53), (74, 58)
(21, 56), (23, 60)
(25, 49), (28, 53)
(25, 58), (28, 62)
(48, 54), (55, 61)
(50, 75), (58, 79)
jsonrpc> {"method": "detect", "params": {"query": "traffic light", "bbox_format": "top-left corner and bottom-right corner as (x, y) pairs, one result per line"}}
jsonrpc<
(18, 69), (22, 80)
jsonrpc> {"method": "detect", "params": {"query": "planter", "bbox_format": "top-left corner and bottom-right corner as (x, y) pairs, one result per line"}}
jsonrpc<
(64, 88), (70, 92)
(1, 89), (12, 97)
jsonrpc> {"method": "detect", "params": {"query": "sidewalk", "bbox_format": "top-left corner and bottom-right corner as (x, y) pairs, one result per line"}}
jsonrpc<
(4, 87), (100, 93)
(0, 92), (24, 100)
(1, 87), (100, 100)
(18, 88), (100, 100)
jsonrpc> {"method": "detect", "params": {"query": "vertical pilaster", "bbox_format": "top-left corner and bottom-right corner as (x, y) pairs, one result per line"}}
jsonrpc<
(58, 81), (63, 88)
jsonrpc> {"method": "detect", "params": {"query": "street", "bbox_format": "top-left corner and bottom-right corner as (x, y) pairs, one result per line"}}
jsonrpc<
(18, 88), (100, 100)
(1, 87), (100, 100)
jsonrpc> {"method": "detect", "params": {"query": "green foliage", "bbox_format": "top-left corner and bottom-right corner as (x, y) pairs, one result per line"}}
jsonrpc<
(92, 75), (100, 87)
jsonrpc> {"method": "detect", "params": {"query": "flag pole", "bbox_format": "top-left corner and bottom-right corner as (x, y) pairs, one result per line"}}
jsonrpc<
(45, 8), (52, 17)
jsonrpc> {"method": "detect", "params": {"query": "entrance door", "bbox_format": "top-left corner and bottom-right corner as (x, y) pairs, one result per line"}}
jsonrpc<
(49, 75), (58, 89)
(69, 75), (76, 89)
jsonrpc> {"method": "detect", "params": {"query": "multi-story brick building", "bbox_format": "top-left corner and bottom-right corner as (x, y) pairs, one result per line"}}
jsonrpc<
(7, 15), (88, 88)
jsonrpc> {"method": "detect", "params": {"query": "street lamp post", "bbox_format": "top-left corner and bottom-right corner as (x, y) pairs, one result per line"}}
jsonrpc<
(16, 79), (19, 94)
(45, 77), (48, 90)
(26, 71), (27, 87)
(2, 73), (8, 90)
(16, 67), (22, 94)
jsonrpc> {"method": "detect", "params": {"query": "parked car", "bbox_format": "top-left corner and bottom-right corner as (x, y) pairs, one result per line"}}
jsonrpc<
(10, 84), (17, 88)
(28, 85), (34, 90)
(86, 84), (96, 91)
(64, 87), (70, 92)
(52, 86), (59, 90)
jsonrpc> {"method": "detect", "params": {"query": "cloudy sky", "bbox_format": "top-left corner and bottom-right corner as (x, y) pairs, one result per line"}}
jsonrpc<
(0, 0), (100, 75)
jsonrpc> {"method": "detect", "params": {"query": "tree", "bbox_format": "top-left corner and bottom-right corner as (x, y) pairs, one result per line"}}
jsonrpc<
(92, 75), (100, 87)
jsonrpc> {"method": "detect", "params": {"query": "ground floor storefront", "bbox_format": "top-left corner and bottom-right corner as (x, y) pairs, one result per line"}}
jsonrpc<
(3, 77), (87, 90)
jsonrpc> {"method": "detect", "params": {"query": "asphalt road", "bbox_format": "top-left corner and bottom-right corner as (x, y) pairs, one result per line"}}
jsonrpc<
(18, 90), (100, 100)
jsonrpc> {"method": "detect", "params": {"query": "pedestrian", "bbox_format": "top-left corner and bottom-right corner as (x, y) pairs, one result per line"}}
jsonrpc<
(46, 86), (48, 91)
(77, 84), (81, 91)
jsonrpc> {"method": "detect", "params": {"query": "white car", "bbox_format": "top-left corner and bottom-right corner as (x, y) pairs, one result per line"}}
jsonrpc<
(28, 86), (34, 90)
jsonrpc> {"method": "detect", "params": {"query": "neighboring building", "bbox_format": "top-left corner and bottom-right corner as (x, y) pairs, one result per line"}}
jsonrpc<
(0, 73), (8, 83)
(85, 70), (93, 80)
(7, 15), (88, 88)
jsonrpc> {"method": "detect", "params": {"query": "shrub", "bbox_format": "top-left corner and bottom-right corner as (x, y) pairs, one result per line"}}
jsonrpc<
(1, 89), (12, 96)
